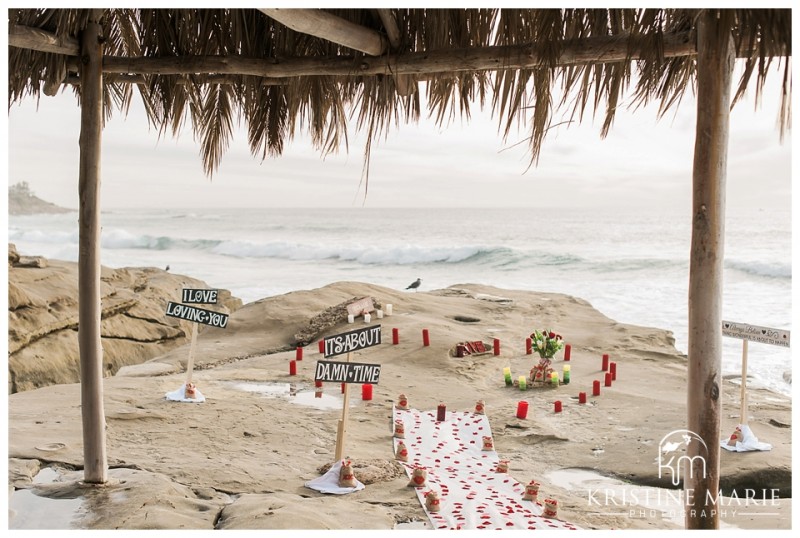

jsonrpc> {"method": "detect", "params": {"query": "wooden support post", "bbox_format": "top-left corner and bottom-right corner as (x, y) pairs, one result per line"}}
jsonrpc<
(686, 10), (734, 530)
(740, 340), (749, 425)
(334, 352), (353, 461)
(185, 323), (199, 384)
(77, 8), (107, 484)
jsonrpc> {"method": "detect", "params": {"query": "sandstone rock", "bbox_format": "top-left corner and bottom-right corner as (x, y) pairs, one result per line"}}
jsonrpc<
(9, 242), (20, 264)
(15, 256), (47, 268)
(7, 247), (242, 393)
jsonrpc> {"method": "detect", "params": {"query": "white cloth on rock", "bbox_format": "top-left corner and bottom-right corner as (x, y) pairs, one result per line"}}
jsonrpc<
(304, 459), (365, 495)
(720, 423), (772, 452)
(165, 383), (206, 403)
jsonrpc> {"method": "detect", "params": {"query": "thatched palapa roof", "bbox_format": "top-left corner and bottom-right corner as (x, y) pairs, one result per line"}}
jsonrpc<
(8, 8), (791, 176)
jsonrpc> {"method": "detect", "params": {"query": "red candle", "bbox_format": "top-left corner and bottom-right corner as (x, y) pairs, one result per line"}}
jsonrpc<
(564, 344), (571, 361)
(525, 337), (532, 355)
(422, 329), (430, 346)
(314, 380), (323, 388)
(361, 383), (373, 401)
(493, 338), (500, 356)
(318, 340), (325, 353)
(554, 400), (562, 413)
(578, 392), (587, 404)
(296, 346), (303, 361)
(592, 380), (601, 396)
(516, 400), (529, 419)
(289, 360), (297, 376)
(341, 382), (346, 394)
(436, 403), (446, 421)
(314, 390), (322, 399)
(605, 372), (612, 387)
(392, 328), (400, 345)
(602, 354), (609, 371)
(610, 362), (617, 380)
(456, 344), (465, 358)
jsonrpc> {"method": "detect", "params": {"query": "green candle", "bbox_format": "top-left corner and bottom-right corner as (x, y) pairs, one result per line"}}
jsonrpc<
(518, 375), (527, 390)
(504, 367), (513, 386)
(563, 365), (571, 385)
(550, 371), (559, 387)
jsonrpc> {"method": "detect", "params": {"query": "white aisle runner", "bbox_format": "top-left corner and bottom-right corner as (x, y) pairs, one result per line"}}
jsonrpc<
(393, 407), (579, 530)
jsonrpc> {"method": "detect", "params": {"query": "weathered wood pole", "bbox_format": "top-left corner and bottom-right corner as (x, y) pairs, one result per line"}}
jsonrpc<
(78, 9), (107, 484)
(686, 10), (734, 529)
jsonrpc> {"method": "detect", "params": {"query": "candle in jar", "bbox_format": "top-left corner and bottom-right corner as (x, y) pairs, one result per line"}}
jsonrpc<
(362, 383), (373, 400)
(518, 375), (527, 391)
(562, 364), (571, 384)
(516, 400), (529, 419)
(385, 304), (393, 316)
(436, 402), (446, 421)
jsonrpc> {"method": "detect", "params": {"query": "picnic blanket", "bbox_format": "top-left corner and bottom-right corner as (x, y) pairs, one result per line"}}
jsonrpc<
(393, 406), (579, 530)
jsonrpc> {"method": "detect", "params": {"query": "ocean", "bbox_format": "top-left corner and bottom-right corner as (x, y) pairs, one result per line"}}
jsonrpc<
(8, 206), (792, 396)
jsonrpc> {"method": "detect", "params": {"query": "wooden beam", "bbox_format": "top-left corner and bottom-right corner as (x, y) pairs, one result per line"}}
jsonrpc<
(259, 8), (387, 57)
(376, 8), (416, 96)
(77, 8), (108, 484)
(100, 32), (698, 78)
(9, 24), (80, 55)
(686, 10), (733, 530)
(65, 73), (290, 86)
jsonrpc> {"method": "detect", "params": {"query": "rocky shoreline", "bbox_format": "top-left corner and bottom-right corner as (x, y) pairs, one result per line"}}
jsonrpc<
(7, 277), (792, 530)
(7, 244), (241, 393)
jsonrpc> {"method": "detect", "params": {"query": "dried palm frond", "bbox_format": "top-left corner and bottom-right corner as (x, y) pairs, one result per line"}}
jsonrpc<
(7, 8), (792, 177)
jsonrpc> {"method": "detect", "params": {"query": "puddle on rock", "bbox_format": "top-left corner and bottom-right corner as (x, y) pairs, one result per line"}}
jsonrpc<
(395, 520), (431, 530)
(9, 467), (85, 530)
(227, 382), (351, 410)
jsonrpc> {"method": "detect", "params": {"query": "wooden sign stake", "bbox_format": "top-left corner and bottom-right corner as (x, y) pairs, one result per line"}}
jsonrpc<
(185, 322), (199, 384)
(334, 351), (352, 460)
(739, 339), (748, 425)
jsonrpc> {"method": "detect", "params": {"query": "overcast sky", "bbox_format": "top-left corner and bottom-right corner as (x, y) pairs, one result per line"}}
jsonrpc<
(3, 17), (793, 212)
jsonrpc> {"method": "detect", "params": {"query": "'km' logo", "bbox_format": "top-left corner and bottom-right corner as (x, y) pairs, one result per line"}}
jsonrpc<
(657, 429), (708, 487)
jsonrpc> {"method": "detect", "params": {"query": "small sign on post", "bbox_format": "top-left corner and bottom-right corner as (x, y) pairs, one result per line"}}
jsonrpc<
(164, 289), (227, 402)
(315, 360), (381, 385)
(318, 325), (382, 460)
(722, 320), (791, 426)
(722, 321), (790, 347)
(323, 324), (382, 357)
